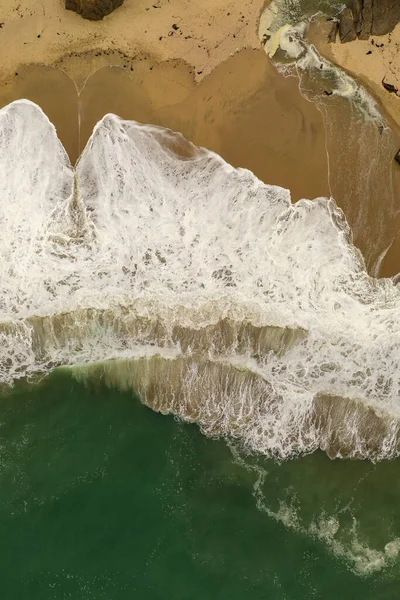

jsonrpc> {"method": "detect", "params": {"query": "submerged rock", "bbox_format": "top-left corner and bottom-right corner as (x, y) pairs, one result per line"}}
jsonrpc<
(395, 149), (400, 165)
(338, 0), (400, 42)
(65, 0), (124, 20)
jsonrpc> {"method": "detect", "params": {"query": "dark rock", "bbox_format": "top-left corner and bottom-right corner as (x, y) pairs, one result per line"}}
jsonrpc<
(327, 20), (338, 43)
(337, 0), (400, 41)
(358, 0), (373, 39)
(395, 149), (400, 164)
(261, 34), (270, 46)
(65, 0), (124, 20)
(339, 7), (357, 42)
(382, 77), (398, 93)
(372, 0), (400, 35)
(352, 0), (363, 34)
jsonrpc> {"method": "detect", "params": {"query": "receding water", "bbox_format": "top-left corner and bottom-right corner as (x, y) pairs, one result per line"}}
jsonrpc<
(0, 370), (399, 598)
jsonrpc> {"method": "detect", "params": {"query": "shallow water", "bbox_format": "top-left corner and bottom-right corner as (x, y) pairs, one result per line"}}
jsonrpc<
(259, 0), (400, 277)
(0, 370), (399, 598)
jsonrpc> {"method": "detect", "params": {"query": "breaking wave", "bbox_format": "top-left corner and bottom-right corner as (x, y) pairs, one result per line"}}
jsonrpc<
(1, 99), (400, 460)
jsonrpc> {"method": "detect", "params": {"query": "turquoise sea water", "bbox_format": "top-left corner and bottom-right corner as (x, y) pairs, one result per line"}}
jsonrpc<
(0, 371), (399, 599)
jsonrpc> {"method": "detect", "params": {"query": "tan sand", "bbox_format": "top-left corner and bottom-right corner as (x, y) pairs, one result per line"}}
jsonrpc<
(312, 18), (400, 131)
(2, 0), (399, 275)
(0, 0), (267, 84)
(0, 49), (329, 202)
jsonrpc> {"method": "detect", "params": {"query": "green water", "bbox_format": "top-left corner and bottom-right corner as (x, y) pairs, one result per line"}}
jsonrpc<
(0, 371), (399, 599)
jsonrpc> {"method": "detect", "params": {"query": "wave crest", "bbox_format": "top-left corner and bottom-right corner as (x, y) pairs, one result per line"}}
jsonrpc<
(1, 99), (400, 460)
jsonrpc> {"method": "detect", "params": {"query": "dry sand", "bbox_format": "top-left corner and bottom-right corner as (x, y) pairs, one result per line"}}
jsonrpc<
(0, 0), (267, 84)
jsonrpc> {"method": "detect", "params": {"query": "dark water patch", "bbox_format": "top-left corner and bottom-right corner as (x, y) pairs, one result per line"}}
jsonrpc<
(0, 372), (399, 597)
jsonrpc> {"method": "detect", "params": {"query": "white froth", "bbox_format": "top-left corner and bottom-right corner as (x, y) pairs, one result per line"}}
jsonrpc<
(230, 445), (400, 576)
(0, 100), (400, 463)
(258, 2), (382, 122)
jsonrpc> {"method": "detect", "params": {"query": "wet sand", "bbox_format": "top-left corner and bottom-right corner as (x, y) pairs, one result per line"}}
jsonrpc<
(312, 19), (400, 131)
(307, 19), (400, 277)
(2, 46), (399, 275)
(0, 49), (329, 202)
(307, 86), (400, 276)
(1, 0), (400, 277)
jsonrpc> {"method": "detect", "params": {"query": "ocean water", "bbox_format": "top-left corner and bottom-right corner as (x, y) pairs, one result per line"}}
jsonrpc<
(1, 5), (400, 589)
(1, 99), (400, 460)
(0, 369), (399, 599)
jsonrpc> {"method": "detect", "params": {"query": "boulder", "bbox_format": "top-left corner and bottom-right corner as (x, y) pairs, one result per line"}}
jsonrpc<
(65, 0), (124, 20)
(339, 8), (357, 42)
(352, 0), (363, 35)
(327, 20), (339, 43)
(358, 0), (373, 39)
(382, 77), (398, 93)
(372, 0), (400, 35)
(395, 149), (400, 165)
(337, 0), (400, 42)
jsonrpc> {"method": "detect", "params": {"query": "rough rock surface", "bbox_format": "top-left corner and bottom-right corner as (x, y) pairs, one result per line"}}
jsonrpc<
(339, 0), (400, 42)
(65, 0), (124, 20)
(339, 8), (357, 42)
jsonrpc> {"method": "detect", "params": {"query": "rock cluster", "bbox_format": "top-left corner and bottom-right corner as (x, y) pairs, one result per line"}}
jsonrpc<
(65, 0), (124, 20)
(336, 0), (400, 43)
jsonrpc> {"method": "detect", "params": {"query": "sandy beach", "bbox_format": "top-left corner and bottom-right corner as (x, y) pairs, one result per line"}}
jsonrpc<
(312, 18), (400, 131)
(0, 1), (330, 201)
(1, 0), (399, 274)
(310, 17), (400, 276)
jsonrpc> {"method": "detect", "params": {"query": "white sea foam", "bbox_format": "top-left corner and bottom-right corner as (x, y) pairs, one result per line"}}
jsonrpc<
(230, 444), (400, 576)
(1, 99), (400, 460)
(259, 4), (381, 122)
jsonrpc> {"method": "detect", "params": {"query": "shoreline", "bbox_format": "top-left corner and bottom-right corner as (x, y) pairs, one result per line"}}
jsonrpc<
(0, 48), (329, 202)
(1, 0), (399, 275)
(310, 18), (400, 133)
(1, 0), (398, 157)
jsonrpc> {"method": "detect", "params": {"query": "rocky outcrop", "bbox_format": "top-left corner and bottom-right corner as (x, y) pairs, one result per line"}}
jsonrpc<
(65, 0), (124, 20)
(338, 0), (400, 42)
(339, 8), (357, 42)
